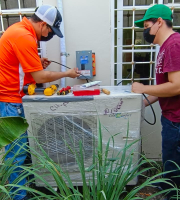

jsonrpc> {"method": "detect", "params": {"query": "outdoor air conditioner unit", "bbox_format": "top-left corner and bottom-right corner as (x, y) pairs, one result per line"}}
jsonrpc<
(22, 86), (142, 187)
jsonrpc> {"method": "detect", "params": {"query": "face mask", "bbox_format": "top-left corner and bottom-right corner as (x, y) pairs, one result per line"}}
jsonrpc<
(143, 27), (156, 44)
(40, 31), (55, 41)
(143, 21), (161, 44)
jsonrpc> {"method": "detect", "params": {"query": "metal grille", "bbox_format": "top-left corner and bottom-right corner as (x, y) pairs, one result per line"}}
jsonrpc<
(111, 0), (180, 86)
(0, 0), (43, 55)
(30, 113), (97, 172)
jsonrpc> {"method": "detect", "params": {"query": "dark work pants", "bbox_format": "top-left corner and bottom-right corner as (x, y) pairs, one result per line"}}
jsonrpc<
(161, 115), (180, 199)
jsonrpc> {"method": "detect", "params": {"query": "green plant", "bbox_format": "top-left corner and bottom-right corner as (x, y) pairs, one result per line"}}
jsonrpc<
(0, 117), (28, 148)
(0, 118), (179, 199)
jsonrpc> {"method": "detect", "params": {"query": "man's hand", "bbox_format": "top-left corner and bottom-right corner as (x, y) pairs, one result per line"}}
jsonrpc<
(66, 68), (80, 78)
(41, 57), (51, 69)
(132, 82), (145, 94)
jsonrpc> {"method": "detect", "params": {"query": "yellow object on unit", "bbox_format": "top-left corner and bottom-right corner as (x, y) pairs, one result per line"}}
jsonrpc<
(28, 84), (36, 95)
(44, 84), (58, 96)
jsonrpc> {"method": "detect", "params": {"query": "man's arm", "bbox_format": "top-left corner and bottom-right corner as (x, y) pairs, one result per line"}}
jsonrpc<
(30, 68), (79, 83)
(143, 95), (158, 107)
(132, 71), (180, 97)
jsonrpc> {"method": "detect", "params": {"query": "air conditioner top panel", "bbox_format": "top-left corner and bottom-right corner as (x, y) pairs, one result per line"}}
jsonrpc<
(22, 86), (141, 102)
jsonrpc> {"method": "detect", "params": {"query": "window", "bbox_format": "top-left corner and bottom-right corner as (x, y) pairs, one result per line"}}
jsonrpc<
(0, 0), (36, 36)
(0, 0), (43, 57)
(111, 0), (180, 86)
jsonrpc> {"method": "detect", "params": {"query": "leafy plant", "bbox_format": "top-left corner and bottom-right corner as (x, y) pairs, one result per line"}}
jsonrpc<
(0, 117), (178, 199)
(0, 117), (28, 148)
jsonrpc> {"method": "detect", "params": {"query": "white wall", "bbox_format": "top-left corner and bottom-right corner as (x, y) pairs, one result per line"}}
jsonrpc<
(62, 0), (111, 86)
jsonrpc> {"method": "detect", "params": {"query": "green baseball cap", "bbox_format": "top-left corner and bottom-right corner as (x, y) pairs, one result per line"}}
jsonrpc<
(135, 4), (172, 28)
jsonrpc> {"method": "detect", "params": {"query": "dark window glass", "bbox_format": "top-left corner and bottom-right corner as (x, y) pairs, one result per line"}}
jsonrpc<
(20, 0), (36, 8)
(3, 15), (20, 30)
(173, 9), (180, 27)
(1, 0), (19, 9)
(123, 0), (133, 6)
(135, 0), (158, 5)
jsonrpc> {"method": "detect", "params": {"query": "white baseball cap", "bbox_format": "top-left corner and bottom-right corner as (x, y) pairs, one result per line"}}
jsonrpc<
(35, 4), (63, 38)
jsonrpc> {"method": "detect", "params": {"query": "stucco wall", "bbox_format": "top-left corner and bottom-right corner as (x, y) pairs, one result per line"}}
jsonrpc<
(61, 0), (111, 86)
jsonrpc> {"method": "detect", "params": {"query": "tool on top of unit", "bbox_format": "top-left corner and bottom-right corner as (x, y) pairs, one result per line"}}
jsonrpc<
(57, 86), (71, 95)
(73, 85), (111, 96)
(80, 81), (101, 88)
(73, 85), (100, 96)
(23, 84), (59, 96)
(79, 81), (110, 95)
(78, 81), (110, 95)
(101, 88), (110, 95)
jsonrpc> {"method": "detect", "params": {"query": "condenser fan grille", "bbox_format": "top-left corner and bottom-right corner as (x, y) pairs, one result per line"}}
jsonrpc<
(30, 114), (97, 171)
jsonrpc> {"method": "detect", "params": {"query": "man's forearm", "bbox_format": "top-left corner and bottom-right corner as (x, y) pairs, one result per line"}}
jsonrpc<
(143, 95), (158, 107)
(143, 82), (180, 97)
(31, 70), (74, 83)
(36, 71), (68, 83)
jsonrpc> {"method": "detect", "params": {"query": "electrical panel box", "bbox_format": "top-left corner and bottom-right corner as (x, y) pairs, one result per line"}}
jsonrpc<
(76, 50), (93, 79)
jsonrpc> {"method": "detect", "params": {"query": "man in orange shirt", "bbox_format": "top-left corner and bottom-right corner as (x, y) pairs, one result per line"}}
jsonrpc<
(0, 5), (79, 200)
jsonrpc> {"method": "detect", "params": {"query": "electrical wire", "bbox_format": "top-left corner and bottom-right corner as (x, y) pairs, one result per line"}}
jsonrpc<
(142, 93), (156, 125)
(117, 70), (132, 86)
(50, 60), (92, 82)
(116, 64), (156, 125)
(117, 63), (136, 86)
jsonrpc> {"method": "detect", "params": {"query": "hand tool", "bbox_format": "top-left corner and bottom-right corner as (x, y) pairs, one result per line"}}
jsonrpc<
(80, 81), (101, 88)
(101, 88), (110, 95)
(57, 86), (71, 95)
(23, 84), (59, 96)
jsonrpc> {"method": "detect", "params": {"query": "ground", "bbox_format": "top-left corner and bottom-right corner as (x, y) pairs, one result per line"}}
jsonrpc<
(135, 186), (164, 199)
(126, 162), (165, 200)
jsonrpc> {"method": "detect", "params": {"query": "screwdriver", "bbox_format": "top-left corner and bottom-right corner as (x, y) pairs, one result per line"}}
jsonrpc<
(102, 88), (110, 95)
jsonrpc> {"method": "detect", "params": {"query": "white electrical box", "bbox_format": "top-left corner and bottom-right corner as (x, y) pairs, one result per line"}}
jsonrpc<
(22, 86), (142, 186)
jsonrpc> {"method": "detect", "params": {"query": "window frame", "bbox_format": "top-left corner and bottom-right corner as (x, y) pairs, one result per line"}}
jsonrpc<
(0, 0), (43, 56)
(111, 0), (180, 86)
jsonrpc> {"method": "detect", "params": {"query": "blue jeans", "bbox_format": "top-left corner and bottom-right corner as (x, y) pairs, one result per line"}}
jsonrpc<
(0, 102), (28, 200)
(161, 115), (180, 199)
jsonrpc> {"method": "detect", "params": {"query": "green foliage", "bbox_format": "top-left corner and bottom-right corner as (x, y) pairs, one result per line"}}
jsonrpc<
(0, 117), (179, 199)
(0, 117), (28, 148)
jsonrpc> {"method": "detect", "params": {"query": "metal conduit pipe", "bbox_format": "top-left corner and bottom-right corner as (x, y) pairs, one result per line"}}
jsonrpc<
(57, 0), (66, 88)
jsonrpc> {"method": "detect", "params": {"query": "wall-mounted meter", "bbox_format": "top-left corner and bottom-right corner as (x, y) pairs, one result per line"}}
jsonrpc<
(76, 50), (93, 79)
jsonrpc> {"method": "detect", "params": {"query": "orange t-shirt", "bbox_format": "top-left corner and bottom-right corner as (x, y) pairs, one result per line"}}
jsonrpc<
(0, 17), (43, 103)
